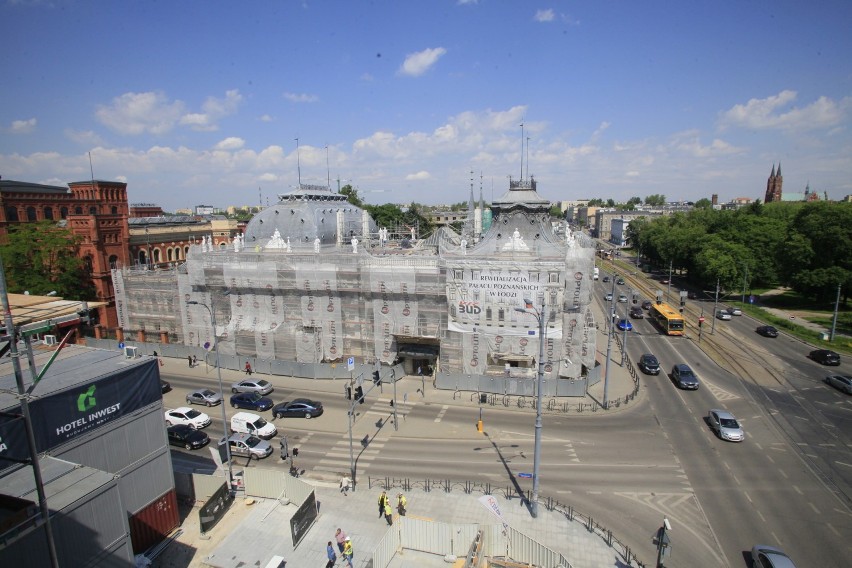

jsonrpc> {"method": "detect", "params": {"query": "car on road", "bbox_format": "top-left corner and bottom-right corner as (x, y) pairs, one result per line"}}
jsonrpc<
(825, 374), (852, 395)
(641, 300), (653, 310)
(727, 306), (743, 316)
(167, 424), (210, 450)
(671, 364), (699, 390)
(272, 398), (324, 419)
(616, 319), (633, 331)
(616, 277), (625, 285)
(755, 325), (779, 338)
(186, 388), (223, 407)
(231, 379), (274, 395)
(617, 294), (628, 303)
(224, 433), (272, 460)
(164, 407), (211, 429)
(751, 544), (798, 568)
(161, 380), (171, 394)
(716, 310), (732, 321)
(638, 354), (660, 375)
(230, 391), (274, 411)
(707, 409), (744, 442)
(809, 349), (841, 366)
(602, 275), (610, 283)
(604, 292), (613, 301)
(629, 306), (644, 319)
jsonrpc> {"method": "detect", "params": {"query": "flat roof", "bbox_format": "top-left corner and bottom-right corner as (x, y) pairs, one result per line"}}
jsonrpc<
(2, 293), (107, 329)
(1, 456), (116, 511)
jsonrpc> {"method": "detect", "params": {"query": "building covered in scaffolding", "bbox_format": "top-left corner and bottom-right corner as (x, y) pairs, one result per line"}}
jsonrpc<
(112, 179), (599, 395)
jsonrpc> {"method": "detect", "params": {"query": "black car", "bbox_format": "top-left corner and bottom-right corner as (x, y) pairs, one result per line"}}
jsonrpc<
(756, 325), (779, 338)
(167, 424), (210, 450)
(616, 277), (625, 285)
(230, 391), (274, 411)
(160, 380), (171, 394)
(641, 300), (653, 310)
(638, 354), (660, 375)
(629, 306), (644, 319)
(810, 349), (841, 366)
(272, 398), (324, 419)
(602, 275), (610, 283)
(671, 363), (699, 390)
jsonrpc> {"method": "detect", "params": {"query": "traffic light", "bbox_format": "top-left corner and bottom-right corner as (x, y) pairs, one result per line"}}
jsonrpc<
(345, 385), (352, 400)
(355, 386), (364, 404)
(373, 370), (381, 385)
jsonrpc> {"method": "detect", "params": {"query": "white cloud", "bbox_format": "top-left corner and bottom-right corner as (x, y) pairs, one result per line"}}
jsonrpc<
(534, 9), (555, 22)
(214, 137), (246, 151)
(259, 114), (274, 122)
(64, 129), (103, 146)
(10, 118), (36, 133)
(96, 91), (185, 135)
(405, 171), (431, 180)
(179, 90), (244, 132)
(283, 92), (319, 103)
(398, 47), (447, 77)
(719, 90), (849, 131)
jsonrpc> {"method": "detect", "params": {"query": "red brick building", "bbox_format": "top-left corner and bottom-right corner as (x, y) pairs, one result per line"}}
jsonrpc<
(0, 179), (130, 327)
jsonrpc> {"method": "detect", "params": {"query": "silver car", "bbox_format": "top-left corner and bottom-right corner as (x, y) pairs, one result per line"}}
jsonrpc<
(751, 544), (797, 567)
(225, 433), (272, 460)
(231, 379), (274, 395)
(716, 310), (732, 321)
(186, 388), (223, 407)
(825, 374), (852, 395)
(708, 409), (744, 442)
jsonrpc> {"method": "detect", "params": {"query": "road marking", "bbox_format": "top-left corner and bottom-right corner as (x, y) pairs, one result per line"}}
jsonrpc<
(434, 405), (449, 423)
(792, 485), (803, 495)
(703, 380), (739, 401)
(809, 502), (820, 514)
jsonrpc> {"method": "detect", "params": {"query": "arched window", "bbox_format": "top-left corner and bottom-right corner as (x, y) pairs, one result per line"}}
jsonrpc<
(26, 207), (37, 221)
(75, 207), (83, 214)
(153, 249), (161, 263)
(5, 207), (18, 221)
(167, 248), (174, 262)
(89, 206), (97, 215)
(138, 251), (147, 265)
(108, 255), (118, 269)
(184, 246), (190, 257)
(44, 207), (54, 220)
(111, 206), (118, 214)
(60, 207), (68, 219)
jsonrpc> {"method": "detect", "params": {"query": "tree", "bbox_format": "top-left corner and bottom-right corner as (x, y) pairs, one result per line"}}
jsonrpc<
(339, 184), (364, 208)
(644, 194), (666, 207)
(693, 198), (712, 209)
(0, 221), (95, 299)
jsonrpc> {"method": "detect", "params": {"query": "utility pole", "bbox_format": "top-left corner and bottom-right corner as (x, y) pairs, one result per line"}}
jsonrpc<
(711, 279), (719, 335)
(603, 275), (617, 408)
(830, 282), (841, 342)
(666, 260), (673, 302)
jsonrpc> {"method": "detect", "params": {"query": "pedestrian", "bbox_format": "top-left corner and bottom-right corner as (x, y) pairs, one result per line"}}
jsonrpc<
(335, 528), (347, 554)
(417, 365), (422, 376)
(384, 500), (393, 526)
(245, 361), (252, 375)
(334, 528), (346, 554)
(396, 492), (407, 516)
(378, 490), (387, 518)
(340, 475), (351, 496)
(188, 355), (193, 368)
(325, 541), (337, 568)
(342, 536), (353, 568)
(192, 355), (198, 366)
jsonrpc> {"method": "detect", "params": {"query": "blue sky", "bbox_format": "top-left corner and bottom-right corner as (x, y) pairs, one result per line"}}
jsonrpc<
(2, 0), (851, 212)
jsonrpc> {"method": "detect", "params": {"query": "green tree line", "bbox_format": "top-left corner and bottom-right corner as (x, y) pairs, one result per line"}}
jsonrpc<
(627, 201), (852, 304)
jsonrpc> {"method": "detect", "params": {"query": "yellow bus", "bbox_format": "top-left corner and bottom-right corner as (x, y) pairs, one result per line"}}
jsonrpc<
(649, 302), (685, 336)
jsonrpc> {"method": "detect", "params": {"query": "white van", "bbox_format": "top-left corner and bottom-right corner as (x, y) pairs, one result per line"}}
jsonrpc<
(593, 267), (600, 280)
(230, 412), (277, 439)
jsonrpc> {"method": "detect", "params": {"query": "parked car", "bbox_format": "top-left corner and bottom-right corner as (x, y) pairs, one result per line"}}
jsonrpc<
(671, 364), (699, 390)
(186, 388), (223, 407)
(616, 319), (633, 331)
(638, 353), (660, 375)
(641, 300), (653, 310)
(604, 292), (613, 301)
(755, 325), (779, 338)
(751, 544), (798, 568)
(727, 306), (743, 316)
(629, 306), (644, 319)
(707, 409), (744, 442)
(164, 407), (211, 429)
(617, 294), (628, 303)
(230, 391), (274, 411)
(160, 380), (171, 394)
(231, 379), (274, 395)
(272, 398), (324, 419)
(809, 349), (841, 366)
(687, 291), (698, 300)
(224, 433), (272, 460)
(616, 277), (625, 285)
(825, 374), (852, 395)
(716, 310), (732, 321)
(167, 424), (210, 450)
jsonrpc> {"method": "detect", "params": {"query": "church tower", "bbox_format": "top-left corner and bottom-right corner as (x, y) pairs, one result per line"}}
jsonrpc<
(765, 163), (783, 203)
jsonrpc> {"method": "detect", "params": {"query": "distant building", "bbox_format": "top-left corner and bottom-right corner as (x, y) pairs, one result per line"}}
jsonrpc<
(765, 164), (828, 203)
(129, 203), (164, 218)
(720, 197), (753, 210)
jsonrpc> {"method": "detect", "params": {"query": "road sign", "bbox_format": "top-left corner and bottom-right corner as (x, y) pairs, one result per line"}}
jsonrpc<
(118, 342), (125, 350)
(347, 356), (355, 371)
(517, 472), (532, 479)
(698, 316), (705, 323)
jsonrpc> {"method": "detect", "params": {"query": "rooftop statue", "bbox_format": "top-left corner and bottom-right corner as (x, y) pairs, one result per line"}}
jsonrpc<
(265, 229), (287, 250)
(502, 227), (529, 251)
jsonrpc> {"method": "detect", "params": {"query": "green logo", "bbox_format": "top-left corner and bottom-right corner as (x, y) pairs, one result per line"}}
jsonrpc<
(77, 385), (97, 412)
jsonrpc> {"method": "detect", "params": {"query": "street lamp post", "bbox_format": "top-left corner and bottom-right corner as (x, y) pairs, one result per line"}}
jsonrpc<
(187, 300), (234, 488)
(514, 299), (546, 518)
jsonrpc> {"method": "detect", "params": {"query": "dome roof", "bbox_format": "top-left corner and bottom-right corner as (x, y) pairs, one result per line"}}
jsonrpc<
(242, 184), (377, 247)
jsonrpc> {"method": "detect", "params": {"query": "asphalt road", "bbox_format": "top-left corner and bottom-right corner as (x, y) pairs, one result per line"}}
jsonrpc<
(158, 269), (852, 567)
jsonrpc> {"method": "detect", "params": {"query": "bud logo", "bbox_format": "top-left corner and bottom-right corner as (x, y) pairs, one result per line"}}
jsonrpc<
(77, 385), (97, 412)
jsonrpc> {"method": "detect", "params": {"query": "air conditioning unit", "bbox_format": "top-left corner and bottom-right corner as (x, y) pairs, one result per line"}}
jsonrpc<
(44, 335), (57, 346)
(124, 346), (138, 359)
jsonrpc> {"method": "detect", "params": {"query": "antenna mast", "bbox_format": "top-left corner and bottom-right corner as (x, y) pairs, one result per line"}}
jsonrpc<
(519, 122), (524, 181)
(526, 136), (530, 181)
(325, 145), (331, 189)
(295, 138), (301, 187)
